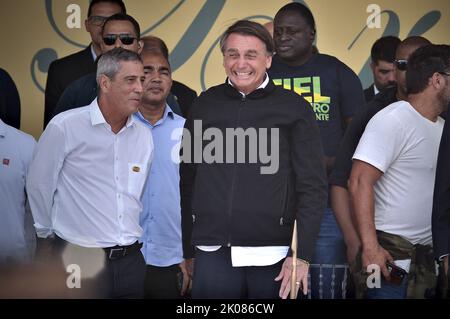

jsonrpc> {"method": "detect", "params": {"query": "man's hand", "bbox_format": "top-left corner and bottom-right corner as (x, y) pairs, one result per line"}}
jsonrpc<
(275, 257), (309, 299)
(346, 239), (361, 271)
(179, 258), (195, 296)
(362, 245), (393, 280)
(178, 260), (192, 296)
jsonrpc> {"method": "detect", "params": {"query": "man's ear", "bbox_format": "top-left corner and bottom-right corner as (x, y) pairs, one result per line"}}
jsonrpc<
(310, 28), (316, 42)
(266, 54), (273, 70)
(99, 74), (111, 92)
(433, 72), (447, 90)
(137, 40), (144, 54)
(85, 19), (90, 33)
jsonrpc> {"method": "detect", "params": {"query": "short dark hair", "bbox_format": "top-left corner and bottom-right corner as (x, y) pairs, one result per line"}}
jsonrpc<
(87, 0), (126, 17)
(141, 36), (169, 59)
(102, 13), (141, 40)
(370, 36), (401, 64)
(406, 44), (450, 94)
(220, 20), (274, 55)
(275, 2), (316, 35)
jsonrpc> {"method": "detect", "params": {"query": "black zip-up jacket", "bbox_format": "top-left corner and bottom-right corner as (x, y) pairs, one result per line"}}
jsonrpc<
(180, 79), (328, 262)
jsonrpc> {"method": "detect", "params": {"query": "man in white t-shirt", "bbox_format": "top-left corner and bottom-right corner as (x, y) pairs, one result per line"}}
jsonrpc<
(349, 44), (450, 299)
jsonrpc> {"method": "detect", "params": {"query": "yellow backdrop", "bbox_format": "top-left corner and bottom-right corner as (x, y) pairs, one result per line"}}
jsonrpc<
(0, 0), (448, 138)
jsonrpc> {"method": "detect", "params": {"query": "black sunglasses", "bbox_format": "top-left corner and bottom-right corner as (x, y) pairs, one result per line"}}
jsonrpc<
(395, 59), (408, 71)
(103, 34), (136, 46)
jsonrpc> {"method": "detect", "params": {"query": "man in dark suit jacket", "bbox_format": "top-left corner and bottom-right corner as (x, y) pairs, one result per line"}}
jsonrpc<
(364, 36), (401, 102)
(52, 14), (184, 119)
(0, 68), (21, 129)
(44, 0), (126, 128)
(433, 116), (450, 293)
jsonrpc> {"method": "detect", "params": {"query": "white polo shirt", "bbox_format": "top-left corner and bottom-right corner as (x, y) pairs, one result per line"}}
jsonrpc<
(0, 119), (36, 262)
(27, 99), (154, 248)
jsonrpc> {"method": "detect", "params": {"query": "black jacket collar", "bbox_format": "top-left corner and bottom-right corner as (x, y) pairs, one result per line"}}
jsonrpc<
(224, 77), (276, 100)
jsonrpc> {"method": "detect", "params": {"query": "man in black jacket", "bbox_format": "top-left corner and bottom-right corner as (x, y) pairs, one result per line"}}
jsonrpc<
(364, 36), (401, 102)
(44, 0), (125, 128)
(180, 20), (327, 299)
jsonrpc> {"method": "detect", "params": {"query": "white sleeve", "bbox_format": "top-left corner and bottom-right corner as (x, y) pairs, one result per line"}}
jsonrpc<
(23, 137), (37, 258)
(26, 123), (67, 238)
(353, 112), (404, 173)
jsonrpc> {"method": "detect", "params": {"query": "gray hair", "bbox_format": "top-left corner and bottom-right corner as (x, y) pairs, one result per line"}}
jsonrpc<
(96, 47), (143, 85)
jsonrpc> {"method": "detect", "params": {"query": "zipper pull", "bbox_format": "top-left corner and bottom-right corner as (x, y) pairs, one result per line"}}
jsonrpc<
(279, 217), (284, 226)
(192, 214), (196, 223)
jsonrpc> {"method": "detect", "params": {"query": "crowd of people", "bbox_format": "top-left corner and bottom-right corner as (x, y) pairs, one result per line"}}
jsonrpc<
(0, 0), (449, 299)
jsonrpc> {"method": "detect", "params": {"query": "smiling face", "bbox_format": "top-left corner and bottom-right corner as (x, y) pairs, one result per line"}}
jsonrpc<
(222, 33), (272, 95)
(141, 53), (172, 108)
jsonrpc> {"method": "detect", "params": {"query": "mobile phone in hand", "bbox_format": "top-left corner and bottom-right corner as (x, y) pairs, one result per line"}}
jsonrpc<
(386, 261), (407, 285)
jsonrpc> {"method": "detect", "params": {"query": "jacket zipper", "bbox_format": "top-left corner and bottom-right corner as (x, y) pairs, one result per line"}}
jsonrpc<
(279, 177), (289, 226)
(227, 95), (246, 246)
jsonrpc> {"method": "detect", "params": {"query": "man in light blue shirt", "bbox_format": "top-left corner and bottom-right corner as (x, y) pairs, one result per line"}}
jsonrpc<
(0, 119), (36, 264)
(136, 49), (188, 298)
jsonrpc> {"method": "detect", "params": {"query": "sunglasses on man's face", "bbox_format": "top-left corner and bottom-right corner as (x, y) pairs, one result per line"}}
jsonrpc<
(103, 34), (136, 46)
(88, 15), (108, 27)
(395, 59), (408, 71)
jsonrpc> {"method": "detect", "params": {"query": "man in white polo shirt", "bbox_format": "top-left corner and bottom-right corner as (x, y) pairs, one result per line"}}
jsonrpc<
(349, 44), (450, 299)
(0, 119), (36, 264)
(27, 48), (153, 298)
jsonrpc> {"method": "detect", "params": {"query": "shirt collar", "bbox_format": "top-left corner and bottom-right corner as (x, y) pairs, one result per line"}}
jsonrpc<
(90, 44), (97, 62)
(374, 84), (380, 95)
(90, 98), (136, 128)
(0, 119), (6, 137)
(227, 72), (270, 97)
(135, 103), (174, 128)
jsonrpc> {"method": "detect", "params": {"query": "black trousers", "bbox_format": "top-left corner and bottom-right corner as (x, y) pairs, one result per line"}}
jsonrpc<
(144, 264), (184, 299)
(192, 247), (283, 299)
(51, 236), (146, 298)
